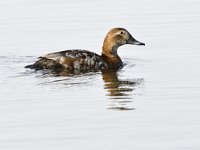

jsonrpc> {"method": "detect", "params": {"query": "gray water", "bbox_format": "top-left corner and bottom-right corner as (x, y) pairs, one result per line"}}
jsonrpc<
(0, 0), (200, 149)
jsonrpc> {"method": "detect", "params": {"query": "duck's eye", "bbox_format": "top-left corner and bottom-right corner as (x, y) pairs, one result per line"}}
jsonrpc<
(120, 31), (124, 35)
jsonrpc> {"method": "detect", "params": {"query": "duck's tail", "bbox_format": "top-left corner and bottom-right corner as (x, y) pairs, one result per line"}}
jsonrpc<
(25, 58), (63, 70)
(25, 64), (34, 69)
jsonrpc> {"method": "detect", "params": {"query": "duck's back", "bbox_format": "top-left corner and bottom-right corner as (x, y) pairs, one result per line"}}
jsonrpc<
(25, 50), (108, 72)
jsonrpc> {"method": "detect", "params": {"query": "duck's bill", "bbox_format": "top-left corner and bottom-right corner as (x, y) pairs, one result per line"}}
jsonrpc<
(128, 35), (145, 46)
(132, 39), (145, 46)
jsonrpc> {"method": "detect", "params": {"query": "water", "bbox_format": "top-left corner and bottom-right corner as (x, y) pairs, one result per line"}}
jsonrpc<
(0, 0), (200, 149)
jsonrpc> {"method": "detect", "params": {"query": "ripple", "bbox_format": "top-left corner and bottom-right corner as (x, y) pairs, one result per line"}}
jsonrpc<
(0, 55), (145, 110)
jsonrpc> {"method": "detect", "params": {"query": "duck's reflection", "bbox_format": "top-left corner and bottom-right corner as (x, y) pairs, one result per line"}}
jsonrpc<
(102, 71), (143, 110)
(30, 68), (143, 111)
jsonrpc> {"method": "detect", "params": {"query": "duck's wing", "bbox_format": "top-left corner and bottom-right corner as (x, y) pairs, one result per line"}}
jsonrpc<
(26, 50), (108, 71)
(42, 50), (95, 62)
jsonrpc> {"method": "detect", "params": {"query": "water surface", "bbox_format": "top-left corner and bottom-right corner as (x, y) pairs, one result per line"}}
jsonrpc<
(0, 0), (200, 150)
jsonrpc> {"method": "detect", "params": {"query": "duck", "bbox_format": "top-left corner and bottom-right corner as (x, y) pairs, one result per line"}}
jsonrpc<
(25, 28), (145, 73)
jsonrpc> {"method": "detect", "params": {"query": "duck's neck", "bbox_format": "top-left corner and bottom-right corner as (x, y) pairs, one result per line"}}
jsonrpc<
(101, 40), (122, 69)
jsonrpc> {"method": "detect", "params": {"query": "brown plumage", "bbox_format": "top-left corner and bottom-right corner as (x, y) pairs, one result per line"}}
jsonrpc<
(25, 28), (145, 73)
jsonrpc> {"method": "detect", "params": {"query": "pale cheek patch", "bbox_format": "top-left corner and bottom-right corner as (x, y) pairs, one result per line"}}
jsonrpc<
(125, 34), (129, 41)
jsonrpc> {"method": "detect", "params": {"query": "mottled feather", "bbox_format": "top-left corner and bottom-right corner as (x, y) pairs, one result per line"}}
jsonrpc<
(26, 50), (108, 72)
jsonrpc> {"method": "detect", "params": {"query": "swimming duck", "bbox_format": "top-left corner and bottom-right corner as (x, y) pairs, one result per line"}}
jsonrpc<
(25, 28), (145, 72)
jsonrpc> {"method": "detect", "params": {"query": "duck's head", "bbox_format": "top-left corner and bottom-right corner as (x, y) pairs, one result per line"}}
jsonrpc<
(102, 28), (145, 56)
